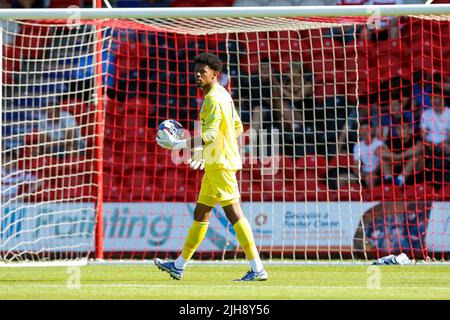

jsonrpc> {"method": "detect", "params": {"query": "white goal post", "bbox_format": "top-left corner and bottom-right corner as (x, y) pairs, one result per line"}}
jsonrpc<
(0, 5), (450, 19)
(1, 5), (450, 265)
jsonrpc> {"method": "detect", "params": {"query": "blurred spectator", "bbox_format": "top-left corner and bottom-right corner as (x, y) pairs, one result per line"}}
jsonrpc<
(242, 58), (281, 131)
(378, 98), (414, 141)
(274, 62), (320, 157)
(389, 116), (423, 186)
(275, 62), (311, 133)
(376, 76), (412, 106)
(412, 71), (450, 112)
(37, 106), (86, 157)
(420, 87), (450, 152)
(412, 70), (433, 111)
(242, 60), (318, 158)
(336, 104), (362, 155)
(327, 166), (359, 190)
(147, 0), (173, 5)
(352, 122), (400, 188)
(325, 24), (362, 45)
(240, 58), (282, 157)
(114, 0), (172, 6)
(9, 0), (49, 7)
(420, 86), (450, 188)
(0, 1), (20, 45)
(1, 148), (43, 201)
(431, 72), (450, 109)
(339, 0), (403, 41)
(331, 0), (403, 43)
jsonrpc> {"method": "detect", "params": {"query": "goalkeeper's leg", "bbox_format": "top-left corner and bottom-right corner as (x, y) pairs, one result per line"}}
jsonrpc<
(174, 203), (213, 268)
(222, 201), (267, 281)
(155, 203), (212, 279)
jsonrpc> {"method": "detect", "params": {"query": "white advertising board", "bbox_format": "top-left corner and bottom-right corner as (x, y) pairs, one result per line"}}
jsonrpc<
(0, 202), (374, 252)
(1, 201), (448, 252)
(425, 202), (450, 253)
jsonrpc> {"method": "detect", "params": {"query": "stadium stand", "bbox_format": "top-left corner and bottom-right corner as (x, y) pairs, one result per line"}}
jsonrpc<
(3, 0), (450, 205)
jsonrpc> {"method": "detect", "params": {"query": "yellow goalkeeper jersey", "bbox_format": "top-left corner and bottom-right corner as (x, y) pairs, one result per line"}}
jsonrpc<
(200, 83), (243, 172)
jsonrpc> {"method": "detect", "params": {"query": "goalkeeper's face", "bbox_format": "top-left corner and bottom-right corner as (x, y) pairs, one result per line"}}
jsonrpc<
(195, 63), (217, 90)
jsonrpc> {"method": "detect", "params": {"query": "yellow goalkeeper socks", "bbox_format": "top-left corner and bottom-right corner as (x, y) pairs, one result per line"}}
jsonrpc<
(233, 217), (263, 272)
(180, 220), (209, 262)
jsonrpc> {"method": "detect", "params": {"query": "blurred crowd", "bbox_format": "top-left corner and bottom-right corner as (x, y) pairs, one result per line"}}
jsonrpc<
(238, 57), (450, 192)
(2, 0), (450, 202)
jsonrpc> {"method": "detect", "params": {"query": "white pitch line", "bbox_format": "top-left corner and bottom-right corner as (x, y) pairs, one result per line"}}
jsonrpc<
(0, 284), (449, 291)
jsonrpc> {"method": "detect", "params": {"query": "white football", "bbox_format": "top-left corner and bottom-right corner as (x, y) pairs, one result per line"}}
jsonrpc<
(157, 119), (184, 140)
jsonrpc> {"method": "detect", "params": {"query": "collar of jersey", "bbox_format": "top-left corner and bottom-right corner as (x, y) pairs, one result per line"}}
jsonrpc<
(204, 82), (219, 98)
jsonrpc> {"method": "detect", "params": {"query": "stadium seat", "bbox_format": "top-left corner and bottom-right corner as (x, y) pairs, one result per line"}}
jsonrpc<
(375, 39), (399, 56)
(295, 175), (317, 192)
(171, 0), (208, 6)
(204, 0), (235, 6)
(124, 141), (149, 154)
(239, 179), (262, 202)
(365, 185), (397, 202)
(150, 166), (191, 202)
(328, 154), (355, 170)
(124, 96), (154, 117)
(241, 159), (263, 181)
(50, 0), (81, 7)
(40, 175), (94, 202)
(2, 45), (21, 84)
(18, 136), (53, 171)
(239, 32), (270, 73)
(304, 189), (330, 202)
(334, 184), (363, 201)
(105, 136), (125, 151)
(434, 184), (450, 201)
(110, 148), (134, 172)
(239, 165), (263, 202)
(122, 167), (155, 201)
(393, 184), (429, 201)
(262, 179), (296, 202)
(293, 170), (330, 201)
(14, 24), (49, 59)
(296, 155), (328, 177)
(102, 168), (121, 196)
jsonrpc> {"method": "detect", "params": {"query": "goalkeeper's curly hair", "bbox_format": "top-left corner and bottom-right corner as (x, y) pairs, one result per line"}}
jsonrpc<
(194, 52), (223, 72)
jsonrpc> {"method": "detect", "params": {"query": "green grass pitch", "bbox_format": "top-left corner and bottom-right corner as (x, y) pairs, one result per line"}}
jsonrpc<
(0, 264), (449, 300)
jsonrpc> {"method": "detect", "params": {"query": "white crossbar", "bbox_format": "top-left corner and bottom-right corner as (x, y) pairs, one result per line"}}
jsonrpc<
(0, 5), (449, 20)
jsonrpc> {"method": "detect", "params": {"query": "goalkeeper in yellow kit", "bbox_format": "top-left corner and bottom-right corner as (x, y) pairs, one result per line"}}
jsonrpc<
(155, 52), (267, 281)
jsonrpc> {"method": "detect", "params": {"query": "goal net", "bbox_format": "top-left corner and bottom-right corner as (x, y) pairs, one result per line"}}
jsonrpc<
(1, 6), (449, 263)
(0, 18), (111, 263)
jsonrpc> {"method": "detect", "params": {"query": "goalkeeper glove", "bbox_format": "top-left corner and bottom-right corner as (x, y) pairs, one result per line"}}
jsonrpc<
(156, 135), (171, 149)
(156, 128), (187, 150)
(188, 147), (205, 171)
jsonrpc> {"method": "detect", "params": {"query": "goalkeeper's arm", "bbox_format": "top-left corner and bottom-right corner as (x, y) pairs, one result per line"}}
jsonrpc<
(157, 131), (203, 151)
(156, 132), (205, 170)
(234, 112), (244, 138)
(180, 135), (205, 171)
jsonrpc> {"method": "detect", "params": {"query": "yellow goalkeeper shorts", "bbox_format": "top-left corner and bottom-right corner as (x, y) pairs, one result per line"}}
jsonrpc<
(198, 169), (240, 208)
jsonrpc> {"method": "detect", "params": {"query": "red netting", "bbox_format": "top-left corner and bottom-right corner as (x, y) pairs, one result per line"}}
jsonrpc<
(97, 16), (449, 260)
(4, 16), (449, 261)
